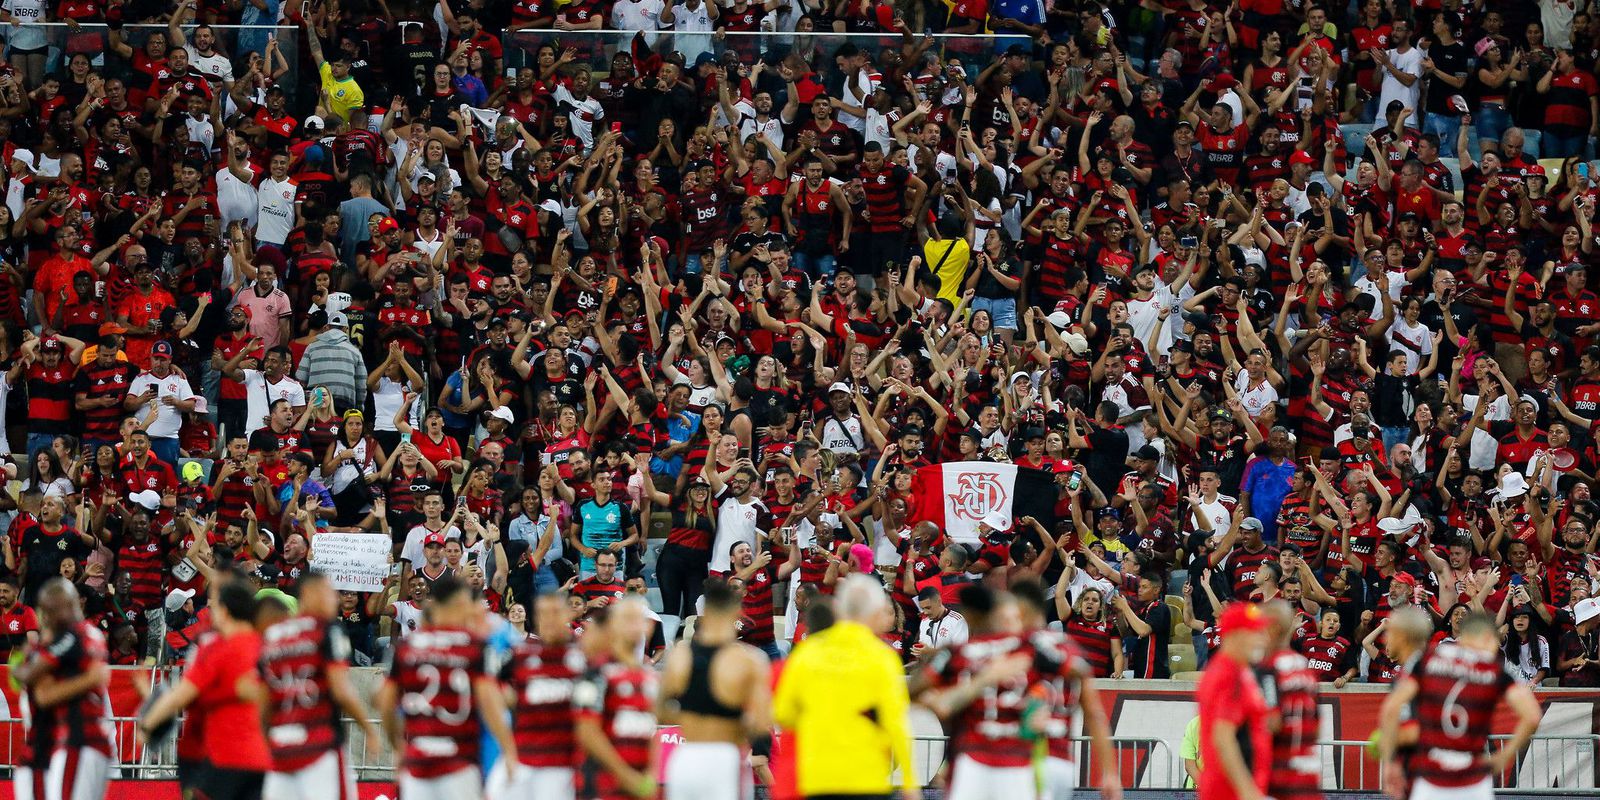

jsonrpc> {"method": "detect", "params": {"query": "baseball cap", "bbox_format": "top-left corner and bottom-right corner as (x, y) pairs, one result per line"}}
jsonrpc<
(163, 588), (196, 614)
(129, 490), (162, 511)
(423, 531), (447, 547)
(979, 511), (1011, 532)
(1474, 37), (1499, 57)
(377, 217), (401, 234)
(1289, 150), (1315, 166)
(487, 406), (514, 423)
(538, 199), (562, 215)
(1053, 459), (1078, 474)
(251, 562), (282, 583)
(1133, 445), (1160, 461)
(1575, 598), (1600, 626)
(40, 335), (61, 351)
(304, 115), (325, 132)
(1526, 164), (1547, 177)
(1239, 517), (1264, 532)
(98, 322), (127, 336)
(1046, 310), (1074, 329)
(1218, 602), (1269, 636)
(827, 382), (853, 395)
(327, 311), (349, 327)
(181, 461), (205, 483)
(1391, 571), (1419, 587)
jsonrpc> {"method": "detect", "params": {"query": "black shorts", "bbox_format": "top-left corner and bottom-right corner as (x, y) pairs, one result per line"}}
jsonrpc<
(194, 765), (264, 800)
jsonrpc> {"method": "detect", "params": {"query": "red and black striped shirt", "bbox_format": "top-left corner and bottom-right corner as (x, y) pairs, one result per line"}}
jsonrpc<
(259, 615), (351, 771)
(856, 163), (912, 234)
(385, 627), (486, 779)
(498, 639), (584, 768)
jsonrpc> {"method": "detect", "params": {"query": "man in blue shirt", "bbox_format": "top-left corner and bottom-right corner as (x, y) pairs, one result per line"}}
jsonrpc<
(570, 467), (639, 574)
(1240, 426), (1297, 544)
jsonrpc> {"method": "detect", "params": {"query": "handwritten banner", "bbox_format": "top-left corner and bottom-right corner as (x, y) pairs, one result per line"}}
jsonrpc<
(310, 532), (393, 592)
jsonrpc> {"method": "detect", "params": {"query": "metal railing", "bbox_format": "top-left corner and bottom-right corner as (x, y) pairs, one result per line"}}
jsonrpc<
(2, 722), (1594, 791)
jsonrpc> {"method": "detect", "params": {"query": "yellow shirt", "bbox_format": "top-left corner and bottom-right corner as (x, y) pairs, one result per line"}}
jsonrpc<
(923, 237), (971, 308)
(773, 620), (917, 796)
(319, 62), (364, 122)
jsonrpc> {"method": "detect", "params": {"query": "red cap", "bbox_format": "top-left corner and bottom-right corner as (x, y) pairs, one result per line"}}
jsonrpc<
(377, 217), (401, 234)
(1210, 74), (1238, 92)
(1053, 459), (1079, 474)
(1290, 150), (1316, 166)
(1526, 164), (1547, 177)
(1217, 602), (1269, 636)
(422, 532), (446, 547)
(1391, 571), (1418, 587)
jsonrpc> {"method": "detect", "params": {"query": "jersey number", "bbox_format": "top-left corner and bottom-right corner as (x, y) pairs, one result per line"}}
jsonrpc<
(402, 664), (474, 726)
(1440, 679), (1470, 738)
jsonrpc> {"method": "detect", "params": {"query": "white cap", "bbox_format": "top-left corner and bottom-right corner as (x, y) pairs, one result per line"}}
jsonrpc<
(164, 587), (196, 614)
(487, 406), (514, 423)
(1576, 598), (1600, 626)
(1046, 310), (1073, 329)
(190, 396), (208, 414)
(538, 199), (562, 215)
(1063, 332), (1090, 355)
(828, 382), (853, 394)
(323, 291), (352, 316)
(327, 311), (349, 327)
(129, 490), (162, 511)
(980, 511), (1011, 532)
(1499, 472), (1530, 499)
(304, 115), (325, 132)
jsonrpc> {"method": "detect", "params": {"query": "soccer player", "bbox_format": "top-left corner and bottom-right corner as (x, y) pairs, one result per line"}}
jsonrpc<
(13, 579), (113, 800)
(1379, 611), (1543, 800)
(259, 571), (382, 800)
(658, 578), (773, 800)
(1261, 601), (1323, 800)
(488, 593), (586, 800)
(138, 575), (272, 800)
(575, 596), (661, 800)
(917, 585), (1060, 800)
(376, 574), (517, 800)
(1196, 602), (1272, 800)
(1012, 580), (1121, 800)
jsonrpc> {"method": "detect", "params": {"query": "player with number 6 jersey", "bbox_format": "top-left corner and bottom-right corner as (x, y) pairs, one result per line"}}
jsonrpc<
(258, 572), (381, 800)
(376, 575), (518, 800)
(1378, 612), (1543, 800)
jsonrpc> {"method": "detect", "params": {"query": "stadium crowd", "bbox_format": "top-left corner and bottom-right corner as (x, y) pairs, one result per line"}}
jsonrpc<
(0, 0), (1598, 741)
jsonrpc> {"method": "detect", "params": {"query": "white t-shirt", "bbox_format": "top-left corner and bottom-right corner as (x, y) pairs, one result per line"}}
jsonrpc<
(371, 376), (418, 433)
(215, 165), (260, 229)
(1376, 47), (1424, 128)
(256, 176), (298, 246)
(2, 0), (47, 50)
(710, 495), (765, 573)
(129, 370), (197, 439)
(1386, 318), (1435, 374)
(918, 610), (970, 649)
(243, 369), (306, 437)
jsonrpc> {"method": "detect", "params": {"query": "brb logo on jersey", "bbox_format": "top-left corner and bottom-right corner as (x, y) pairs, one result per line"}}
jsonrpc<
(947, 471), (1008, 524)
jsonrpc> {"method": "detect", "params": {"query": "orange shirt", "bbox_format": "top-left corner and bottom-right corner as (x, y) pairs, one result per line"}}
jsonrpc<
(33, 254), (94, 323)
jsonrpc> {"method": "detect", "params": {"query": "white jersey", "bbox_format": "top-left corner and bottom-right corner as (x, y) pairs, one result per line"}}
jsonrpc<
(710, 495), (765, 573)
(818, 414), (867, 455)
(392, 600), (423, 640)
(411, 228), (447, 261)
(255, 176), (298, 246)
(184, 45), (235, 88)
